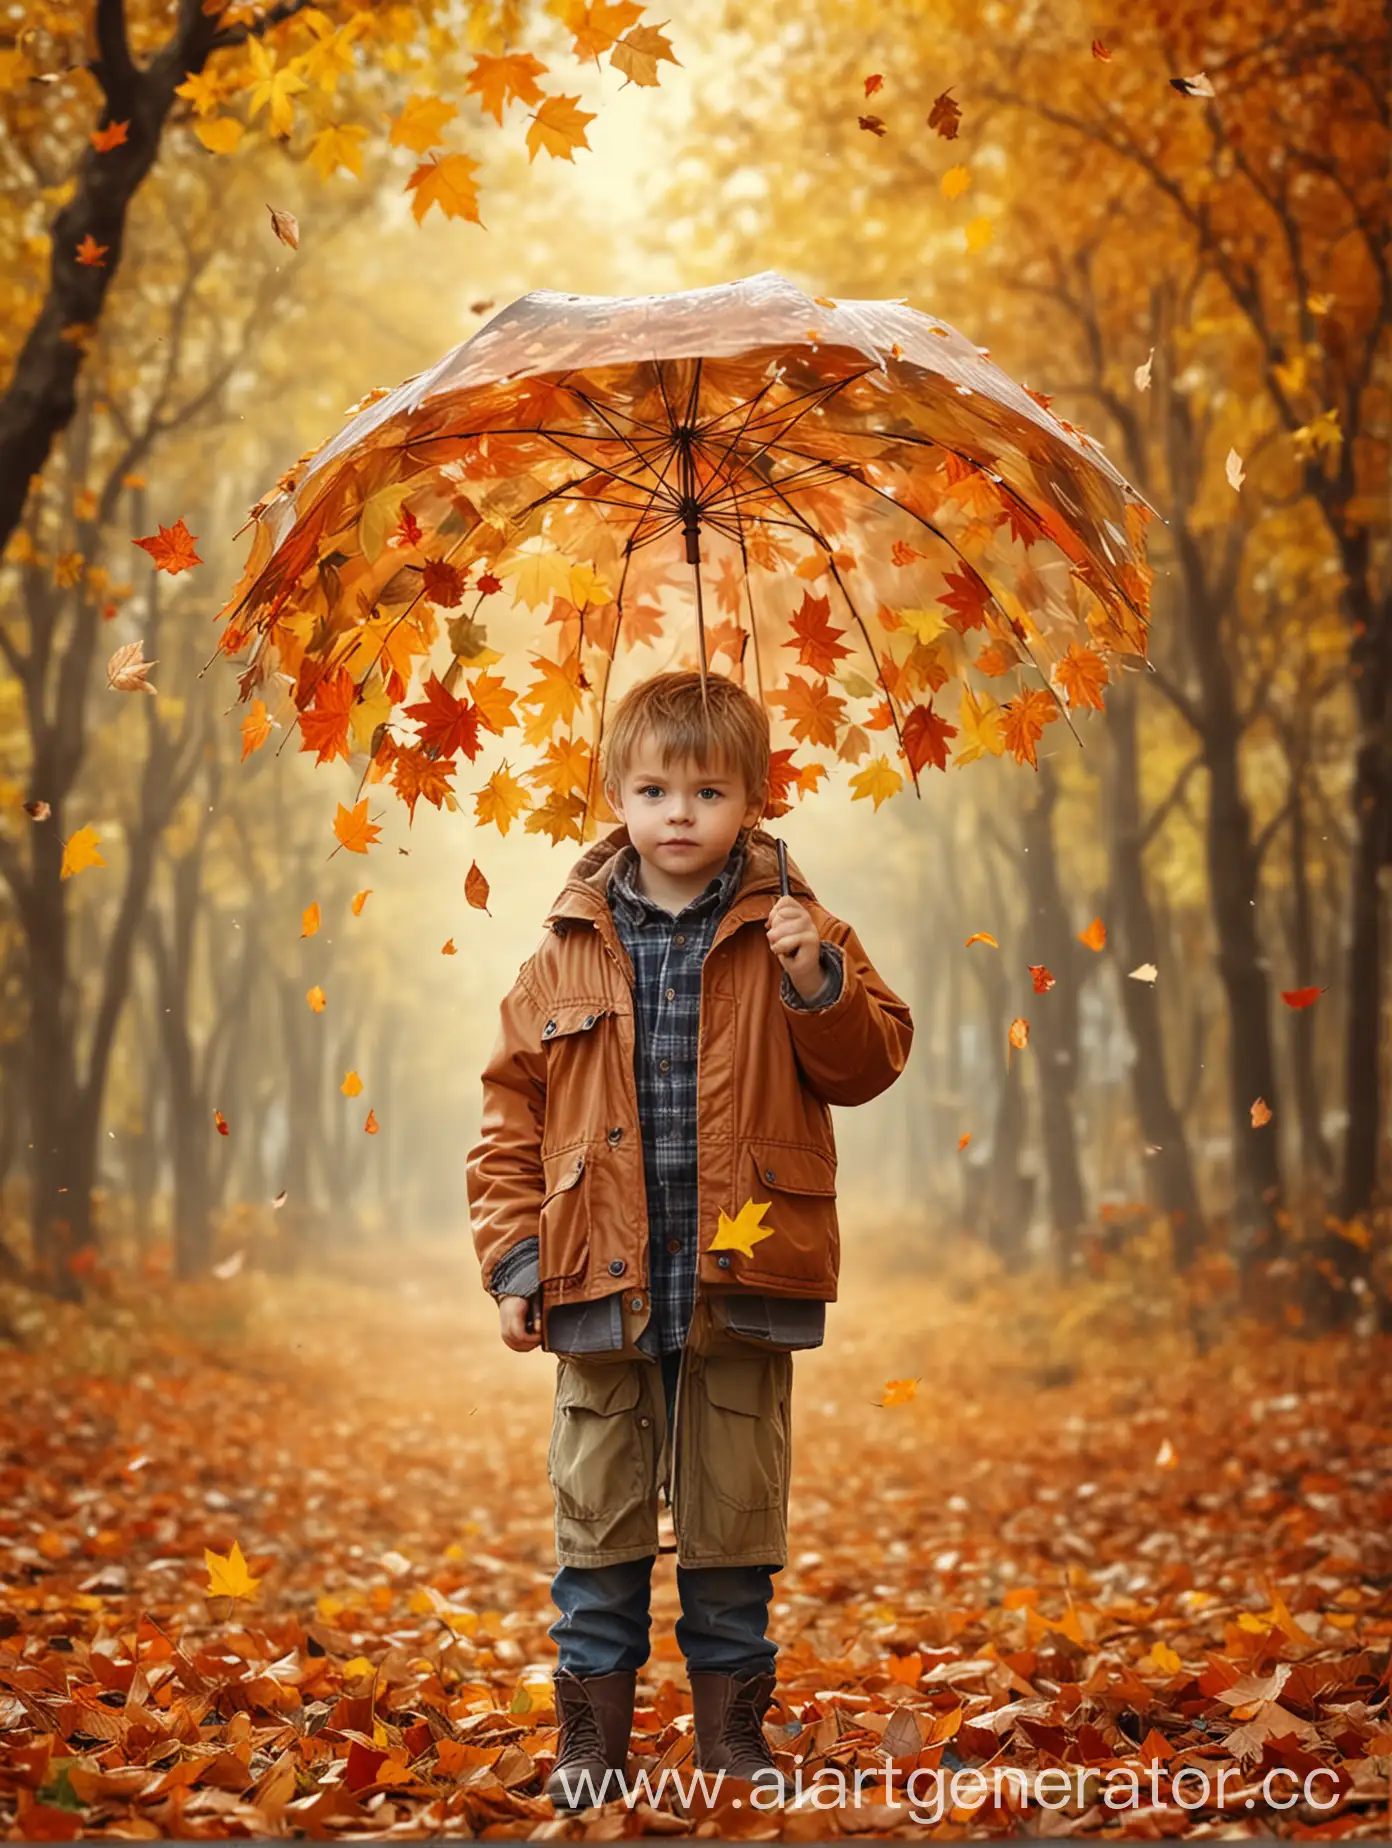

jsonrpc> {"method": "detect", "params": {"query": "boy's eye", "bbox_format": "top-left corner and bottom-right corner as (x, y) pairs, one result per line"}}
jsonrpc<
(639, 784), (663, 798)
(698, 788), (722, 801)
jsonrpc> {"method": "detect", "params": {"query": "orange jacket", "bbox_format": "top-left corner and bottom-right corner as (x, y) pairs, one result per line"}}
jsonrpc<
(466, 825), (913, 1347)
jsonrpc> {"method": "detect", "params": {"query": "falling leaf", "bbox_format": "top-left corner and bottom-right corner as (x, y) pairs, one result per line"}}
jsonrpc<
(859, 113), (887, 135)
(941, 163), (970, 199)
(1091, 38), (1112, 59)
(212, 1250), (244, 1280)
(214, 1110), (230, 1136)
(91, 119), (130, 151)
(1134, 347), (1155, 391)
(240, 698), (272, 760)
(60, 825), (105, 879)
(1281, 985), (1326, 1009)
(195, 115), (244, 154)
(266, 203), (300, 247)
(1129, 962), (1159, 983)
(441, 937), (457, 955)
(306, 985), (326, 1013)
(525, 94), (595, 162)
(271, 1190), (287, 1209)
(610, 23), (680, 88)
(864, 73), (883, 96)
(880, 1378), (919, 1407)
(710, 1197), (776, 1258)
(964, 932), (999, 949)
(24, 799), (51, 821)
(406, 151), (483, 225)
(1078, 917), (1107, 951)
(333, 798), (381, 855)
(1225, 447), (1246, 491)
(849, 756), (904, 809)
(464, 54), (544, 126)
(351, 889), (372, 916)
(75, 234), (108, 266)
(1029, 964), (1055, 993)
(957, 1133), (971, 1151)
(1008, 1016), (1030, 1050)
(300, 902), (320, 938)
(132, 517), (201, 574)
(1170, 70), (1216, 97)
(1155, 1436), (1177, 1467)
(963, 215), (993, 254)
(1251, 1097), (1273, 1127)
(204, 1540), (261, 1601)
(927, 87), (961, 138)
(341, 1070), (363, 1097)
(465, 860), (491, 912)
(106, 639), (159, 693)
(364, 1108), (380, 1135)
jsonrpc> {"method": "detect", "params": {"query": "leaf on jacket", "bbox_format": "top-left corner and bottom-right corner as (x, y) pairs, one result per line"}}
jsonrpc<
(710, 1198), (776, 1259)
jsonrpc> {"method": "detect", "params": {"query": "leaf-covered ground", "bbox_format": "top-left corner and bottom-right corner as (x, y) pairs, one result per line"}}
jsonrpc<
(1, 1230), (1389, 1839)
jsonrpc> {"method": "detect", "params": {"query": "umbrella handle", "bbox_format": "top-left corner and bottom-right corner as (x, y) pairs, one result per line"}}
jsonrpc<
(775, 836), (789, 897)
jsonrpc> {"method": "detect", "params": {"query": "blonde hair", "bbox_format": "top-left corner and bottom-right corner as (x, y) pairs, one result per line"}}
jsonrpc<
(600, 670), (770, 807)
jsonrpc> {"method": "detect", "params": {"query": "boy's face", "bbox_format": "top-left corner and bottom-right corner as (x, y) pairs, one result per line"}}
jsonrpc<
(607, 730), (764, 884)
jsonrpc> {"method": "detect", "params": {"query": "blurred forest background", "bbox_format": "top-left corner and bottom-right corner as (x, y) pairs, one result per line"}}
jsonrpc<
(0, 0), (1388, 1337)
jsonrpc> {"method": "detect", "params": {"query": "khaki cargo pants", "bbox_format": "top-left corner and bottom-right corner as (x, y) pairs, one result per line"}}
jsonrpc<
(545, 1297), (794, 1570)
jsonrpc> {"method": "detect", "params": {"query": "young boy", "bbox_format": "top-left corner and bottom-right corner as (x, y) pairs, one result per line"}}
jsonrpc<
(467, 670), (912, 1810)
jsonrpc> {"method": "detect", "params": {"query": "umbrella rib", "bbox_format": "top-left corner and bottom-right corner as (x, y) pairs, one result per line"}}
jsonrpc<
(729, 499), (767, 714)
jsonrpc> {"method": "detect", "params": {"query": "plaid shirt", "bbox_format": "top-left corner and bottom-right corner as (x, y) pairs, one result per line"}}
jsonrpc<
(487, 832), (841, 1352)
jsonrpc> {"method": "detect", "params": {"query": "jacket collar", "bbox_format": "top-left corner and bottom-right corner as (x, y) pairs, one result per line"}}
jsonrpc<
(544, 823), (816, 927)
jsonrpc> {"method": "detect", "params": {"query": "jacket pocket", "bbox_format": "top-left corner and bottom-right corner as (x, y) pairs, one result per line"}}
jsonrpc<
(539, 1146), (590, 1285)
(734, 1142), (839, 1290)
(547, 1360), (646, 1524)
(692, 1353), (792, 1514)
(539, 1002), (611, 1044)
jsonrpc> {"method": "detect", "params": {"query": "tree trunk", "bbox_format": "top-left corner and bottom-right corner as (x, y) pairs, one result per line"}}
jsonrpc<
(1283, 758), (1334, 1193)
(1019, 758), (1088, 1276)
(1102, 674), (1207, 1268)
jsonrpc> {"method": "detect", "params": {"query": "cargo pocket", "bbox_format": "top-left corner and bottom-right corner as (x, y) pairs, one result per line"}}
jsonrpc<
(538, 1147), (590, 1285)
(734, 1143), (839, 1291)
(698, 1354), (791, 1513)
(547, 1359), (652, 1549)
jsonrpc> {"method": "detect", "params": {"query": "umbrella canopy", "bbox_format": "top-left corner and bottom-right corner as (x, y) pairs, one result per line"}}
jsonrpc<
(216, 271), (1158, 842)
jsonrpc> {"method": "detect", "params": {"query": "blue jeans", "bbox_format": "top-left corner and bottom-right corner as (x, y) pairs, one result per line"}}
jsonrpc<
(549, 1348), (781, 1676)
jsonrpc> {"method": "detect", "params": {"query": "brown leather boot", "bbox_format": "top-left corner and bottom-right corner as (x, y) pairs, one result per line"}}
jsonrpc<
(689, 1665), (788, 1796)
(545, 1667), (637, 1810)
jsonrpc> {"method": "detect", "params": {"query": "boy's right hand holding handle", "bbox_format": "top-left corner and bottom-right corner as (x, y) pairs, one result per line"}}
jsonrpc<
(498, 1291), (542, 1352)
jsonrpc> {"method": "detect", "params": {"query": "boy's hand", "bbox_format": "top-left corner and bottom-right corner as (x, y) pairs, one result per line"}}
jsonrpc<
(766, 895), (826, 1001)
(498, 1293), (542, 1352)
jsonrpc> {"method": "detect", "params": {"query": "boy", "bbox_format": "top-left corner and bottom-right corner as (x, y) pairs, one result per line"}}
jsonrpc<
(467, 670), (912, 1810)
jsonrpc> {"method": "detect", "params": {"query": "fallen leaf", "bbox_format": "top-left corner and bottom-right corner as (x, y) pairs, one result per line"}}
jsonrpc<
(1280, 985), (1326, 1009)
(1078, 917), (1107, 951)
(465, 861), (491, 912)
(1170, 70), (1216, 97)
(60, 825), (105, 879)
(132, 517), (201, 574)
(341, 1071), (363, 1097)
(957, 1132), (971, 1151)
(964, 931), (998, 949)
(334, 798), (381, 855)
(214, 1110), (229, 1136)
(204, 1540), (260, 1601)
(441, 937), (457, 955)
(1225, 446), (1246, 491)
(927, 86), (961, 138)
(864, 73), (883, 95)
(266, 204), (299, 247)
(90, 119), (130, 151)
(880, 1378), (919, 1407)
(306, 985), (326, 1013)
(1251, 1097), (1273, 1127)
(271, 1189), (287, 1209)
(1134, 347), (1154, 391)
(941, 163), (970, 199)
(300, 902), (320, 938)
(1129, 962), (1159, 983)
(106, 639), (158, 693)
(24, 799), (51, 822)
(859, 113), (887, 135)
(1029, 964), (1055, 993)
(351, 889), (372, 916)
(364, 1108), (380, 1135)
(1008, 1016), (1030, 1050)
(212, 1250), (244, 1280)
(240, 698), (272, 760)
(75, 234), (108, 266)
(1155, 1436), (1177, 1467)
(1091, 38), (1112, 59)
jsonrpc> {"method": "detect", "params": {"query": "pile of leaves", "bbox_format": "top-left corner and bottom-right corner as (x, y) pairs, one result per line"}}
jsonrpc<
(0, 1237), (1389, 1838)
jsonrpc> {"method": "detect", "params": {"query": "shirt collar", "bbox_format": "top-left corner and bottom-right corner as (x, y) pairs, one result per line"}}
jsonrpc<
(609, 834), (748, 927)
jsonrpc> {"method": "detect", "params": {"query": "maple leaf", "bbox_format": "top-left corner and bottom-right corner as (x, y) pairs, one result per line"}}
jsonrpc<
(301, 902), (320, 938)
(465, 52), (548, 125)
(1000, 686), (1061, 768)
(477, 571), (502, 595)
(1280, 985), (1326, 1009)
(475, 764), (533, 835)
(1078, 917), (1107, 951)
(341, 1070), (363, 1097)
(927, 86), (961, 137)
(1030, 964), (1055, 993)
(769, 675), (846, 749)
(941, 163), (971, 199)
(423, 559), (465, 607)
(526, 94), (596, 162)
(611, 24), (680, 87)
(953, 686), (1005, 764)
(465, 861), (491, 912)
(902, 699), (958, 775)
(524, 790), (585, 845)
(849, 755), (903, 809)
(307, 122), (367, 180)
(890, 540), (922, 565)
(240, 698), (272, 761)
(91, 119), (130, 152)
(558, 0), (643, 59)
(710, 1197), (776, 1259)
(389, 91), (459, 151)
(405, 673), (482, 761)
(132, 517), (201, 574)
(106, 640), (158, 693)
(245, 39), (308, 137)
(299, 671), (355, 764)
(880, 1378), (919, 1407)
(1251, 1097), (1273, 1127)
(788, 591), (852, 676)
(837, 723), (869, 763)
(469, 671), (520, 735)
(407, 152), (483, 225)
(1055, 642), (1109, 710)
(519, 653), (585, 742)
(527, 734), (593, 798)
(441, 937), (457, 955)
(939, 563), (992, 634)
(392, 744), (456, 821)
(75, 234), (108, 266)
(204, 1539), (261, 1601)
(306, 985), (327, 1013)
(60, 825), (105, 880)
(333, 798), (381, 854)
(974, 641), (1019, 677)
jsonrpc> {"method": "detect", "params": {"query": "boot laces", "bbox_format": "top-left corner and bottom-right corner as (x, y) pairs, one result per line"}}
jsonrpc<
(726, 1674), (776, 1759)
(555, 1677), (606, 1763)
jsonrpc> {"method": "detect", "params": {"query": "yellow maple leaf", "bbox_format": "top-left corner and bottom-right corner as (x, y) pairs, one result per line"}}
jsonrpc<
(475, 763), (532, 835)
(524, 789), (585, 844)
(465, 52), (547, 126)
(610, 23), (681, 87)
(341, 1070), (363, 1097)
(406, 152), (483, 226)
(334, 798), (381, 855)
(898, 606), (948, 645)
(941, 163), (971, 199)
(710, 1197), (777, 1258)
(503, 547), (572, 609)
(389, 92), (458, 153)
(526, 93), (596, 162)
(519, 653), (584, 742)
(848, 754), (903, 809)
(174, 70), (225, 116)
(306, 122), (367, 181)
(1291, 407), (1342, 458)
(204, 1539), (261, 1601)
(306, 985), (327, 1013)
(195, 116), (243, 155)
(244, 40), (308, 139)
(469, 671), (519, 735)
(953, 685), (1005, 765)
(568, 562), (612, 608)
(60, 824), (105, 880)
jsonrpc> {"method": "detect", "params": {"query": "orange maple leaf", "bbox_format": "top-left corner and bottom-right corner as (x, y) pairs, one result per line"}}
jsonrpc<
(788, 591), (852, 676)
(519, 653), (584, 746)
(1030, 964), (1055, 992)
(524, 790), (585, 845)
(769, 675), (846, 749)
(132, 517), (201, 575)
(939, 563), (991, 634)
(75, 234), (108, 266)
(240, 698), (272, 761)
(298, 670), (355, 765)
(1000, 686), (1060, 767)
(475, 763), (532, 835)
(405, 673), (482, 761)
(333, 798), (381, 854)
(469, 671), (520, 735)
(392, 743), (456, 820)
(91, 120), (130, 152)
(973, 642), (1020, 677)
(466, 50), (548, 124)
(902, 699), (958, 774)
(1055, 642), (1109, 710)
(1077, 917), (1107, 952)
(364, 1108), (380, 1135)
(422, 559), (466, 606)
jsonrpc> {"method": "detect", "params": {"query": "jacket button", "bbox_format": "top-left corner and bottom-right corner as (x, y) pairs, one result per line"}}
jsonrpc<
(542, 1020), (557, 1038)
(629, 1295), (644, 1310)
(764, 1167), (777, 1184)
(582, 1014), (595, 1029)
(608, 1258), (626, 1275)
(666, 1237), (682, 1254)
(639, 1415), (651, 1428)
(607, 1126), (623, 1145)
(716, 1254), (732, 1269)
